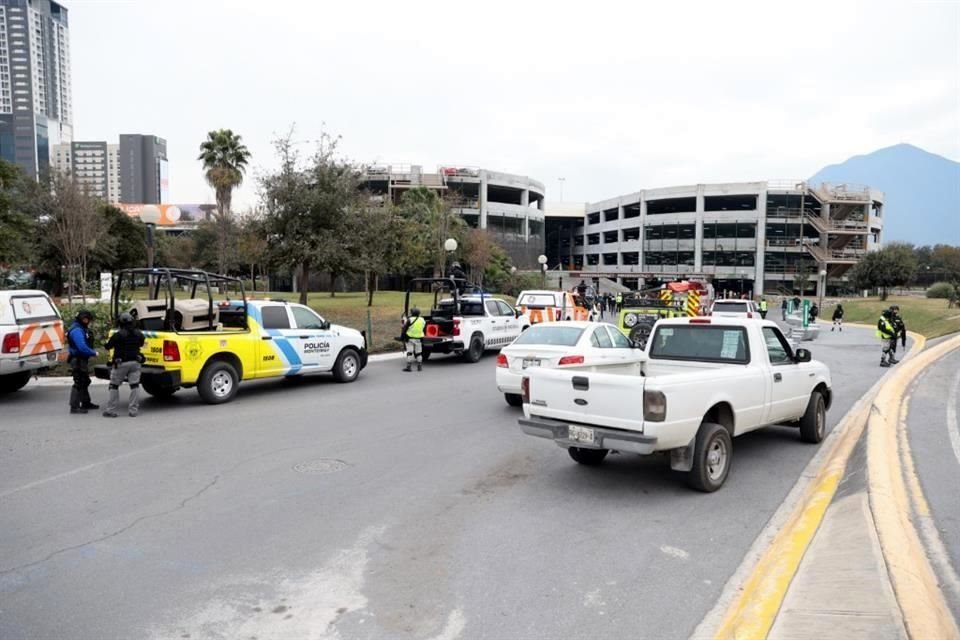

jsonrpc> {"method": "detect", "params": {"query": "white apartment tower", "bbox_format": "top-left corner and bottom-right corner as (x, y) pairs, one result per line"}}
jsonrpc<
(0, 0), (72, 179)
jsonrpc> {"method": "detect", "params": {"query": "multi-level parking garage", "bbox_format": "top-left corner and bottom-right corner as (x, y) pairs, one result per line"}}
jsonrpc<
(361, 164), (545, 268)
(549, 181), (884, 297)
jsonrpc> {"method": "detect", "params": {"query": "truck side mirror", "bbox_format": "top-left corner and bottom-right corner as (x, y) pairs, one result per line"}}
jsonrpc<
(321, 320), (331, 331)
(794, 348), (812, 363)
(515, 308), (522, 319)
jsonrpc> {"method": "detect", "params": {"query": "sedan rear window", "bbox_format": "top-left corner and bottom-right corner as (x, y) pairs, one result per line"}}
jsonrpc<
(512, 325), (584, 347)
(712, 301), (750, 312)
(649, 325), (750, 364)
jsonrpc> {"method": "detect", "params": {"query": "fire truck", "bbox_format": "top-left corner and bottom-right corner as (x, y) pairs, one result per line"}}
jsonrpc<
(617, 280), (714, 348)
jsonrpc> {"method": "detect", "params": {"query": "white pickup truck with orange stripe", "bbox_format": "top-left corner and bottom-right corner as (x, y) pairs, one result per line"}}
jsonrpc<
(516, 290), (595, 325)
(0, 290), (65, 394)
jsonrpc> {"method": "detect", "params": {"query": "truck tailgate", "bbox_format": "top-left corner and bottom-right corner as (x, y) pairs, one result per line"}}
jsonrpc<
(524, 367), (646, 432)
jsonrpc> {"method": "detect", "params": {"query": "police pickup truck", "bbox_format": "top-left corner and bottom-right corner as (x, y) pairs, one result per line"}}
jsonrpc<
(519, 317), (832, 491)
(404, 278), (530, 362)
(95, 268), (367, 404)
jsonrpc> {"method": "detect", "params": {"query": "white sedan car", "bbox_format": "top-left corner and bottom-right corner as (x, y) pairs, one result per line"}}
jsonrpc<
(496, 321), (645, 407)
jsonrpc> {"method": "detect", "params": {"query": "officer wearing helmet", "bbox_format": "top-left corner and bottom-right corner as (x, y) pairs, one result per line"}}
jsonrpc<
(67, 309), (99, 414)
(402, 307), (426, 372)
(888, 304), (907, 363)
(102, 312), (146, 417)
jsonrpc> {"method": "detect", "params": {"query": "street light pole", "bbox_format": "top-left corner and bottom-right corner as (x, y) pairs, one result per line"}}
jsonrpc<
(819, 268), (827, 312)
(141, 205), (162, 270)
(443, 238), (458, 279)
(538, 254), (548, 288)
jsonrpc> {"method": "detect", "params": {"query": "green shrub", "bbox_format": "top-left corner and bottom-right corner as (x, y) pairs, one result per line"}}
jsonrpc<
(926, 282), (956, 299)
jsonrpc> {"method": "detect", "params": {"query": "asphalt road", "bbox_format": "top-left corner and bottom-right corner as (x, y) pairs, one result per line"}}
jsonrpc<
(905, 346), (960, 620)
(0, 324), (895, 640)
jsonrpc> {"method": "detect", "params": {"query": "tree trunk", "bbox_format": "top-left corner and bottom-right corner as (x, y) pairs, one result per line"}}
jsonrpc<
(250, 265), (255, 292)
(330, 271), (336, 297)
(881, 287), (888, 301)
(367, 272), (375, 307)
(298, 261), (310, 305)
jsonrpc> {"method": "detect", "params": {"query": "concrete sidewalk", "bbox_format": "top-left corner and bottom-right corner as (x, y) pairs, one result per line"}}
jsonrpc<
(768, 436), (907, 639)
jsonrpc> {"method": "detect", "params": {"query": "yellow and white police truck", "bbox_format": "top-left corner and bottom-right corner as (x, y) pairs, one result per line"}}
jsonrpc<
(94, 268), (367, 404)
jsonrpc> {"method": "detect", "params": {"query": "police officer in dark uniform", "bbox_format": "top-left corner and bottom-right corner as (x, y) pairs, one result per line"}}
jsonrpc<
(67, 309), (99, 414)
(103, 312), (145, 417)
(888, 304), (907, 364)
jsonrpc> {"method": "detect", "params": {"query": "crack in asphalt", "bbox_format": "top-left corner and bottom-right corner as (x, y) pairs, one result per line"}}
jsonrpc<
(0, 474), (221, 578)
(0, 445), (306, 578)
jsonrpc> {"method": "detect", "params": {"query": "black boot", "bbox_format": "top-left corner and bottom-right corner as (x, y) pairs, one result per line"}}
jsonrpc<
(417, 363), (422, 372)
(82, 402), (100, 410)
(402, 365), (411, 372)
(70, 407), (88, 414)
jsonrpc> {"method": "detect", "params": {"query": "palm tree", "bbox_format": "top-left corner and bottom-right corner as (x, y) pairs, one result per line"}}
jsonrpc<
(198, 129), (251, 218)
(198, 129), (251, 273)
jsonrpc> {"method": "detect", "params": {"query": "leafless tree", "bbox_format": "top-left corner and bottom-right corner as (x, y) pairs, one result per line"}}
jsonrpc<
(41, 173), (106, 301)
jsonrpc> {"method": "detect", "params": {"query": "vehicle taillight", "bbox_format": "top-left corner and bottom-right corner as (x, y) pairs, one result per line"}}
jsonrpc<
(1, 332), (19, 354)
(163, 340), (181, 362)
(558, 355), (585, 366)
(496, 353), (508, 368)
(521, 376), (530, 403)
(746, 312), (753, 319)
(426, 324), (439, 338)
(689, 318), (712, 324)
(453, 319), (461, 337)
(556, 309), (561, 321)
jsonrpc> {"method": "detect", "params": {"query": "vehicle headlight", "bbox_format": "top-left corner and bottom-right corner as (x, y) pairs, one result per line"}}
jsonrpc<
(623, 313), (638, 327)
(643, 390), (667, 422)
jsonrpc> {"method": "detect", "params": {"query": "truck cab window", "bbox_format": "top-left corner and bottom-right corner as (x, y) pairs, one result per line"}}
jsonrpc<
(292, 306), (325, 330)
(762, 327), (794, 365)
(261, 306), (291, 330)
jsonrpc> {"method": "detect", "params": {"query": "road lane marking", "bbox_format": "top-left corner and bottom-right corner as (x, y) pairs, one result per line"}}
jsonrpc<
(0, 437), (187, 500)
(899, 388), (960, 607)
(868, 333), (960, 640)
(948, 366), (960, 468)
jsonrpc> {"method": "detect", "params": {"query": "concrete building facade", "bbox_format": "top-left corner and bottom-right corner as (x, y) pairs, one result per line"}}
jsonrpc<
(0, 0), (71, 179)
(552, 180), (883, 297)
(53, 135), (163, 204)
(361, 164), (546, 268)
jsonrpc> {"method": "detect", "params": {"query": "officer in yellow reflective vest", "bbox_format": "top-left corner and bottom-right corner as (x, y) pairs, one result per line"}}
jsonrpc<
(876, 308), (898, 367)
(402, 307), (427, 372)
(615, 292), (623, 313)
(759, 298), (768, 319)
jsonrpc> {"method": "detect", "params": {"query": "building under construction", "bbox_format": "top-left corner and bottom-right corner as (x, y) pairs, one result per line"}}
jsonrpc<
(548, 180), (884, 297)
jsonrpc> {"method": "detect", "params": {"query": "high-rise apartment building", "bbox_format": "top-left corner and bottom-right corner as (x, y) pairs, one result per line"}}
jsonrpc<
(0, 0), (72, 179)
(53, 134), (166, 204)
(118, 134), (167, 204)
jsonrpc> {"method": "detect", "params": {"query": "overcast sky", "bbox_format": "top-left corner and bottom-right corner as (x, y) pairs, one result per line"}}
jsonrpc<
(71, 0), (959, 208)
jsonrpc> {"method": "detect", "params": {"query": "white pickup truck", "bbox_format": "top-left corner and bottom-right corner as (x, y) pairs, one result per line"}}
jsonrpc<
(518, 317), (832, 491)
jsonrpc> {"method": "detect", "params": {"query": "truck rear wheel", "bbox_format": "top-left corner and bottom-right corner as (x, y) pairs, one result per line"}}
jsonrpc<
(799, 391), (826, 444)
(687, 422), (732, 492)
(504, 393), (523, 407)
(462, 335), (484, 363)
(197, 361), (239, 404)
(568, 447), (608, 466)
(0, 371), (31, 394)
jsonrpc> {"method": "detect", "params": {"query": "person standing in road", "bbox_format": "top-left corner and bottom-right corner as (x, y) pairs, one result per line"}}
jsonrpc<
(809, 303), (819, 324)
(889, 304), (907, 363)
(758, 297), (768, 319)
(103, 312), (145, 418)
(781, 296), (788, 320)
(615, 292), (623, 313)
(67, 309), (99, 414)
(831, 304), (844, 331)
(402, 307), (426, 372)
(877, 308), (898, 367)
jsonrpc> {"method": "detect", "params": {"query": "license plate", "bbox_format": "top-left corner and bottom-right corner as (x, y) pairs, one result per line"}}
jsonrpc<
(522, 358), (541, 369)
(568, 425), (595, 444)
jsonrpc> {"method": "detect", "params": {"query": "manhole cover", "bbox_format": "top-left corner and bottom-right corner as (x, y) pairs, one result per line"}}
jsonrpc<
(293, 459), (349, 474)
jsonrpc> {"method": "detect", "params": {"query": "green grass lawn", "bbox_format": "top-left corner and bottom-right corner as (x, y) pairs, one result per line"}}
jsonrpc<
(825, 295), (960, 339)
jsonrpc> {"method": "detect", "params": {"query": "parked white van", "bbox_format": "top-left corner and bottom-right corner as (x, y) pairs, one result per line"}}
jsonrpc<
(0, 291), (65, 393)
